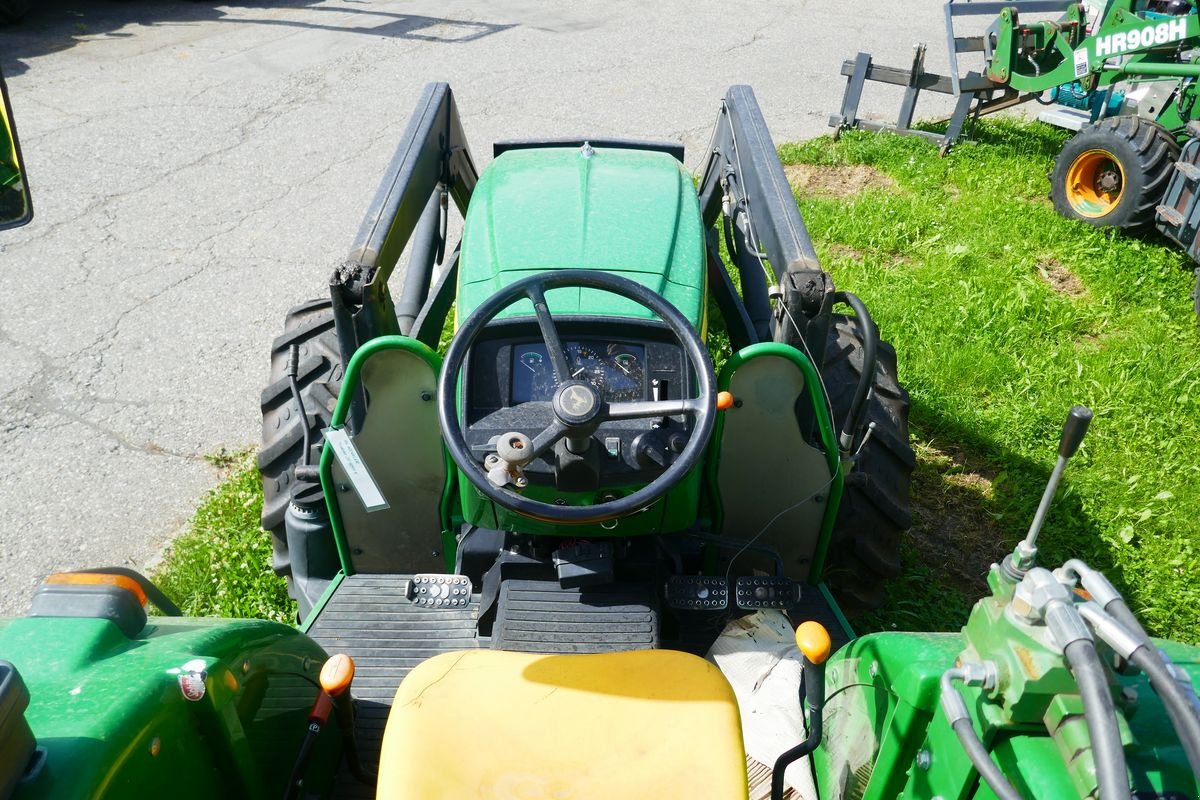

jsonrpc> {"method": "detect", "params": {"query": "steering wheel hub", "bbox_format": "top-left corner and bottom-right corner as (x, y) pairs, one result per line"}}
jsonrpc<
(553, 381), (602, 426)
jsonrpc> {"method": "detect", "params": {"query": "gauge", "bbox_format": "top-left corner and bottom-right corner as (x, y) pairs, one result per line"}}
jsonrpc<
(519, 351), (545, 372)
(566, 343), (607, 390)
(605, 348), (644, 402)
(512, 345), (556, 402)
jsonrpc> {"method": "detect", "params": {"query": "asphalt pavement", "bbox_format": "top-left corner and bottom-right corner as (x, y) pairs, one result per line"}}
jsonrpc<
(0, 0), (958, 613)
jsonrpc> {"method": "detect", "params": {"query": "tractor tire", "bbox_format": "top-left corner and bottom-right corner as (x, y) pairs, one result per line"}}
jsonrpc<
(0, 0), (30, 23)
(1051, 115), (1179, 230)
(258, 298), (343, 579)
(820, 315), (915, 614)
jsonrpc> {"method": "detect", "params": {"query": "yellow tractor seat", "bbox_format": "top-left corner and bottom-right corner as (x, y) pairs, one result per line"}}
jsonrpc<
(377, 648), (750, 799)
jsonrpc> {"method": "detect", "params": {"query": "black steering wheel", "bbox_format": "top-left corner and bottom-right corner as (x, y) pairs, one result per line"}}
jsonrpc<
(437, 269), (716, 524)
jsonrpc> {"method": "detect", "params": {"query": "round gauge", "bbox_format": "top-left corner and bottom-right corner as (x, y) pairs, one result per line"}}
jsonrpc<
(605, 351), (644, 401)
(565, 343), (606, 390)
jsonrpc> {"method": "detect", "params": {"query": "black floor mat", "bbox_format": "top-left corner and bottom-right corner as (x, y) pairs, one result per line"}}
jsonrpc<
(492, 579), (659, 654)
(305, 574), (479, 799)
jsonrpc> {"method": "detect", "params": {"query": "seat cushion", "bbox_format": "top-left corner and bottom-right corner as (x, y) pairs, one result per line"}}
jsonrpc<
(377, 649), (749, 799)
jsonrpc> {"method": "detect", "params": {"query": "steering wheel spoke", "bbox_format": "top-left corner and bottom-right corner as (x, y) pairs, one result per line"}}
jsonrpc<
(530, 418), (569, 459)
(604, 398), (705, 421)
(526, 285), (570, 385)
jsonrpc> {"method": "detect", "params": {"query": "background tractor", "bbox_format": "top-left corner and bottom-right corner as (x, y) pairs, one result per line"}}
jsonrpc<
(0, 73), (1197, 800)
(832, 0), (1200, 315)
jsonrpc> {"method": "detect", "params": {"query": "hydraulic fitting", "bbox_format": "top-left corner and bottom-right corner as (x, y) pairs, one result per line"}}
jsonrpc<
(1058, 559), (1123, 608)
(1076, 601), (1141, 660)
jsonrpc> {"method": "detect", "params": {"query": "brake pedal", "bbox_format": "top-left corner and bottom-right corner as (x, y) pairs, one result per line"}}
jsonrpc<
(408, 574), (472, 608)
(666, 575), (730, 611)
(733, 576), (800, 610)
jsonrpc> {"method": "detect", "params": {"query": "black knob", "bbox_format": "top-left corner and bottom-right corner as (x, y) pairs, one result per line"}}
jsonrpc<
(1059, 405), (1093, 459)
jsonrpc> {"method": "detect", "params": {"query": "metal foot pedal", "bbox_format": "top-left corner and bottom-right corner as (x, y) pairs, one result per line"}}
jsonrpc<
(734, 576), (800, 610)
(666, 576), (730, 611)
(407, 574), (472, 608)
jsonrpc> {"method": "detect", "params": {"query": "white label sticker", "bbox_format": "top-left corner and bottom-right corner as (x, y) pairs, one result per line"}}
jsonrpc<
(1073, 47), (1090, 79)
(325, 427), (390, 512)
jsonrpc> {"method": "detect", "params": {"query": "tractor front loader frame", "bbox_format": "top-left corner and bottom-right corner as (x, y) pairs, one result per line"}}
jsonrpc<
(326, 83), (478, 434)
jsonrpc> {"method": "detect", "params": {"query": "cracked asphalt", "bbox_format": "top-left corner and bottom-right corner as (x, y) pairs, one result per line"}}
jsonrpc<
(0, 0), (953, 613)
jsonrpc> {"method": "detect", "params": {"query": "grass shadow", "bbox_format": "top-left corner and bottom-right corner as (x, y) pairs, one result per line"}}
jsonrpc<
(856, 404), (1113, 637)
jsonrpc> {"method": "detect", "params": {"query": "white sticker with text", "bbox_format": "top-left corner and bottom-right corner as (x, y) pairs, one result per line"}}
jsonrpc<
(325, 427), (390, 512)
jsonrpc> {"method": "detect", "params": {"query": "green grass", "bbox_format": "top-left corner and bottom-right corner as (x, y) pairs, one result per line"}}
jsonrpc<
(156, 120), (1199, 646)
(780, 121), (1200, 643)
(152, 450), (295, 623)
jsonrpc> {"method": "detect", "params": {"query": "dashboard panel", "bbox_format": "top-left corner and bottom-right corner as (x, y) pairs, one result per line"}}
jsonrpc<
(462, 318), (695, 491)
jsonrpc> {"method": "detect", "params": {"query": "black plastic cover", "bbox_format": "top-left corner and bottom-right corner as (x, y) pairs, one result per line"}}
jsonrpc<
(552, 542), (615, 589)
(0, 661), (34, 800)
(28, 583), (147, 638)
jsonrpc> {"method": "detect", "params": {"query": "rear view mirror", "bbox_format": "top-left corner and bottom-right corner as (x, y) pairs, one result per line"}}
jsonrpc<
(0, 67), (31, 231)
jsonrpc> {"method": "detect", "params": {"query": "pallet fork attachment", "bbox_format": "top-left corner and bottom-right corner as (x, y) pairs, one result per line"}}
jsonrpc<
(831, 0), (1072, 153)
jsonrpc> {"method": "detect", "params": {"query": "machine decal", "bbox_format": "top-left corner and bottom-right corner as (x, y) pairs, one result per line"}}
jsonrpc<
(177, 659), (208, 702)
(1092, 17), (1186, 59)
(1073, 46), (1090, 79)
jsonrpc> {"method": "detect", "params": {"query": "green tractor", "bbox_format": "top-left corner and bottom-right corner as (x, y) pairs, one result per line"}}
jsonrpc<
(1, 73), (1198, 800)
(832, 0), (1200, 313)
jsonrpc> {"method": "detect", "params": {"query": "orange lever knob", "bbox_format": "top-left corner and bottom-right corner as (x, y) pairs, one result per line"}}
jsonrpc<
(716, 391), (735, 411)
(320, 653), (356, 697)
(795, 621), (832, 665)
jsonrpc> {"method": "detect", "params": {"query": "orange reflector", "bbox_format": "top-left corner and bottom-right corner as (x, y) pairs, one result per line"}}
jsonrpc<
(320, 653), (356, 697)
(794, 621), (832, 665)
(716, 391), (735, 411)
(44, 572), (147, 607)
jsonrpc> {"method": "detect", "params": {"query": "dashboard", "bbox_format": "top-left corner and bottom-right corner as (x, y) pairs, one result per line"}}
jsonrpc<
(463, 319), (695, 492)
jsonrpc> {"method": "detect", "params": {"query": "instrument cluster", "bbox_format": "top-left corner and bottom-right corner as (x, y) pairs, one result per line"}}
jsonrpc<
(511, 340), (647, 403)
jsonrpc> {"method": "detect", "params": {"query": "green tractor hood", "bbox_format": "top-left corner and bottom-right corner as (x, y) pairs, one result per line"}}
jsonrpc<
(457, 146), (706, 326)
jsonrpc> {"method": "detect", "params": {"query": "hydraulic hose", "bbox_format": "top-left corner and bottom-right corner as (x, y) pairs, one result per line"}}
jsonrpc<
(1127, 644), (1200, 779)
(1075, 598), (1200, 779)
(1066, 560), (1200, 742)
(395, 188), (443, 336)
(1063, 639), (1132, 800)
(287, 345), (312, 468)
(831, 291), (878, 453)
(939, 669), (1024, 800)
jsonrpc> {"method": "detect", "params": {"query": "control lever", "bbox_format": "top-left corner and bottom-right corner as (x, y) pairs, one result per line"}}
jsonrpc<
(283, 654), (371, 800)
(321, 654), (372, 784)
(771, 622), (831, 800)
(1002, 405), (1092, 581)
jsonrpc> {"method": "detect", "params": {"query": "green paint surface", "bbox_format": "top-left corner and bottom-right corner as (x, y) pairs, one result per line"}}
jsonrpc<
(457, 147), (706, 325)
(815, 627), (1200, 799)
(3, 615), (336, 799)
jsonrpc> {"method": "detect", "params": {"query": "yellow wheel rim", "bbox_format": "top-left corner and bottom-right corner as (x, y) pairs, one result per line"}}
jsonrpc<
(1066, 149), (1124, 218)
